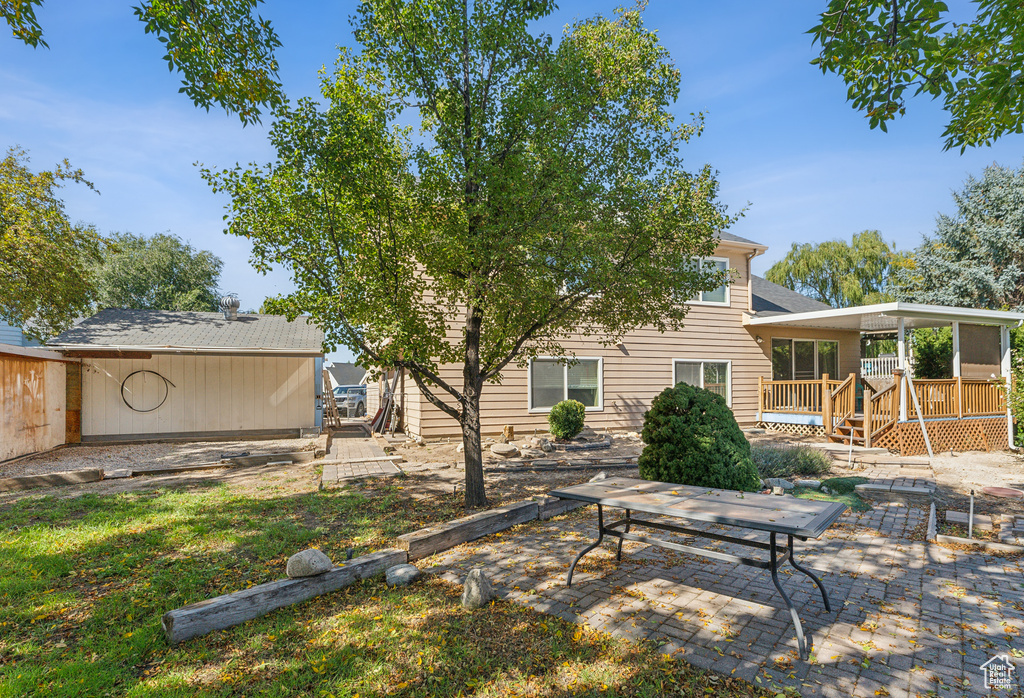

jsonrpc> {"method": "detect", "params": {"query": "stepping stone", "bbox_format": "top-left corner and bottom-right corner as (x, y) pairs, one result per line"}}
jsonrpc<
(945, 510), (993, 531)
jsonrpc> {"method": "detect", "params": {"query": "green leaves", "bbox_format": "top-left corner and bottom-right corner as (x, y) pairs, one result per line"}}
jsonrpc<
(2, 0), (46, 47)
(133, 0), (284, 125)
(92, 232), (224, 312)
(765, 230), (902, 308)
(810, 0), (1024, 150)
(0, 146), (104, 339)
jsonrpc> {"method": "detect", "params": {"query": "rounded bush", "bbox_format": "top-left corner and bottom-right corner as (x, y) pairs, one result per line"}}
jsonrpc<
(548, 399), (586, 439)
(638, 383), (760, 492)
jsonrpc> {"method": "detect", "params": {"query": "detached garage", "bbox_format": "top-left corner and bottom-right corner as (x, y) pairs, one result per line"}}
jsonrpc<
(47, 306), (324, 442)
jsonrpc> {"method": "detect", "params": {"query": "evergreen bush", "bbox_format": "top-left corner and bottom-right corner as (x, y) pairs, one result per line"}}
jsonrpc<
(638, 383), (760, 491)
(548, 399), (586, 439)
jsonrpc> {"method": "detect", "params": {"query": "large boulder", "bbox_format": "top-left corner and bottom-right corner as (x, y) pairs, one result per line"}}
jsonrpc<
(286, 549), (333, 578)
(461, 568), (496, 610)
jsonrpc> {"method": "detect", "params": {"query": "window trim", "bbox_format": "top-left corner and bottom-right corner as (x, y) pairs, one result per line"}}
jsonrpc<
(671, 358), (732, 407)
(527, 356), (604, 413)
(769, 337), (841, 381)
(687, 256), (731, 307)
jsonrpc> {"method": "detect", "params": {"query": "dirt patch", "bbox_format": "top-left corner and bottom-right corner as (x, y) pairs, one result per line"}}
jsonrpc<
(0, 437), (321, 479)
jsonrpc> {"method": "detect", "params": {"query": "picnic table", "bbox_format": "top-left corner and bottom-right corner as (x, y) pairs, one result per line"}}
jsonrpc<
(548, 476), (846, 659)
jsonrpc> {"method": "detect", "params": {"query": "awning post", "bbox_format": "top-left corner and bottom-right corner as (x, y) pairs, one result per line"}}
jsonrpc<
(897, 318), (908, 422)
(952, 321), (961, 378)
(1002, 325), (1013, 449)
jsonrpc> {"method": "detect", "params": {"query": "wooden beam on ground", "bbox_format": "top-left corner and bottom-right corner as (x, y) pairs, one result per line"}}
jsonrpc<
(398, 500), (538, 561)
(0, 468), (103, 492)
(162, 549), (406, 645)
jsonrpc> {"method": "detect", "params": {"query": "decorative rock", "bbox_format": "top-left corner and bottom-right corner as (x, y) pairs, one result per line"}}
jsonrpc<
(540, 440), (554, 453)
(794, 479), (821, 489)
(772, 486), (785, 496)
(821, 486), (832, 495)
(490, 443), (519, 457)
(286, 549), (333, 578)
(520, 448), (545, 459)
(589, 471), (608, 482)
(456, 443), (464, 453)
(385, 563), (421, 586)
(765, 478), (794, 491)
(461, 568), (496, 610)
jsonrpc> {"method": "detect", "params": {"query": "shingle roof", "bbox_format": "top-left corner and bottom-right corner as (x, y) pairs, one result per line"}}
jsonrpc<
(751, 275), (832, 316)
(717, 231), (766, 248)
(48, 309), (324, 353)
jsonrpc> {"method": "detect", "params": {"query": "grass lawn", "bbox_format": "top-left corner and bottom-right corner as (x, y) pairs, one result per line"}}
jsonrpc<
(0, 482), (765, 697)
(791, 477), (871, 513)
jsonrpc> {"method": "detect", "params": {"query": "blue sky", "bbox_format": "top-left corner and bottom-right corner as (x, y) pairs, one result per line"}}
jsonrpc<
(2, 1), (1021, 363)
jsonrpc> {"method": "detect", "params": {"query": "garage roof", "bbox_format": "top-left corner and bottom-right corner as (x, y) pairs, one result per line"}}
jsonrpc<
(48, 309), (324, 354)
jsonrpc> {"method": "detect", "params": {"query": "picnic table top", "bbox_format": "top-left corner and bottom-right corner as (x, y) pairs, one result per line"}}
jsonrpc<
(549, 476), (847, 539)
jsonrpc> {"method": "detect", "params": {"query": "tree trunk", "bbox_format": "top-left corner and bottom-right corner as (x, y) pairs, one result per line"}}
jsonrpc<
(460, 391), (486, 508)
(461, 304), (487, 508)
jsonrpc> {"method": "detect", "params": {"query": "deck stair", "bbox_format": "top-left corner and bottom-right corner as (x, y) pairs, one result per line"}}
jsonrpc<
(830, 416), (866, 445)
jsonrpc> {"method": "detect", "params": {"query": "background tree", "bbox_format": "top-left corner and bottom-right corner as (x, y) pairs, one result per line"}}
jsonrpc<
(896, 163), (1024, 311)
(810, 0), (1024, 151)
(3, 0), (283, 125)
(0, 146), (103, 339)
(93, 232), (223, 312)
(205, 1), (732, 508)
(764, 230), (901, 308)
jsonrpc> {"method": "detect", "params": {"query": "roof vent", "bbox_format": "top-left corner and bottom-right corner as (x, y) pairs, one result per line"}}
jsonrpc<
(219, 294), (240, 320)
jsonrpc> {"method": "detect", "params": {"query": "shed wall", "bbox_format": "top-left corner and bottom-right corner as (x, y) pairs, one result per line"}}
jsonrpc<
(81, 354), (315, 438)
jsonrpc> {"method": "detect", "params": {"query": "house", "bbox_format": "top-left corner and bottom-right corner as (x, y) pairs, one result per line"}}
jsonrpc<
(387, 232), (1021, 456)
(46, 304), (324, 442)
(0, 319), (41, 347)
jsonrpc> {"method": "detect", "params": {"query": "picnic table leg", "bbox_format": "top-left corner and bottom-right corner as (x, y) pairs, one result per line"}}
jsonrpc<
(566, 504), (605, 587)
(770, 532), (810, 660)
(616, 509), (631, 561)
(786, 534), (831, 612)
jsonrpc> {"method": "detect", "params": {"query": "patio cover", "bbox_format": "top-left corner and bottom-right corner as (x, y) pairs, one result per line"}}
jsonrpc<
(744, 301), (1024, 332)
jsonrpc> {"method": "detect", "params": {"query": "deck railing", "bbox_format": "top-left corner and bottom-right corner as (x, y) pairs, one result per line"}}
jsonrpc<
(758, 372), (1006, 443)
(860, 356), (900, 378)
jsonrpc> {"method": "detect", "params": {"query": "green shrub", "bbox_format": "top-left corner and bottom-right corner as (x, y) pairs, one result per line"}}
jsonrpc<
(637, 383), (760, 492)
(548, 399), (586, 439)
(750, 444), (832, 479)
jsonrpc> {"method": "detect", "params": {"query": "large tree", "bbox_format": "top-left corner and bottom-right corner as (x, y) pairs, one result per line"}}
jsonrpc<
(93, 232), (224, 312)
(0, 146), (103, 339)
(810, 0), (1024, 151)
(205, 0), (731, 508)
(896, 163), (1024, 310)
(3, 0), (284, 125)
(764, 230), (902, 308)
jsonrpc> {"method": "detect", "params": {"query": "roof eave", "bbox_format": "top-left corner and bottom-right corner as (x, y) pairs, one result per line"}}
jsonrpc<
(47, 343), (323, 355)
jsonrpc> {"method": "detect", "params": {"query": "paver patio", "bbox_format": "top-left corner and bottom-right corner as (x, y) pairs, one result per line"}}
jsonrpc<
(424, 502), (1024, 697)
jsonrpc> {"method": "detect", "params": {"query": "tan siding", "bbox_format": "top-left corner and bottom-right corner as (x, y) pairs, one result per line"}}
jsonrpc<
(81, 354), (316, 437)
(400, 245), (863, 438)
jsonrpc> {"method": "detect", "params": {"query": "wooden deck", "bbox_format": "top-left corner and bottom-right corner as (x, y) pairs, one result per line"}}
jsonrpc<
(757, 372), (1008, 455)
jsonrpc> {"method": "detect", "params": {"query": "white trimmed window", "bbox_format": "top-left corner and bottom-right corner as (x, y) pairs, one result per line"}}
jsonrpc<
(673, 359), (731, 405)
(529, 358), (603, 411)
(690, 257), (729, 305)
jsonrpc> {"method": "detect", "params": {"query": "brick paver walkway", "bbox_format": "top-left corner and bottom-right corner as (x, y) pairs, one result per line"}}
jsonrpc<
(320, 435), (399, 485)
(424, 503), (1024, 697)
